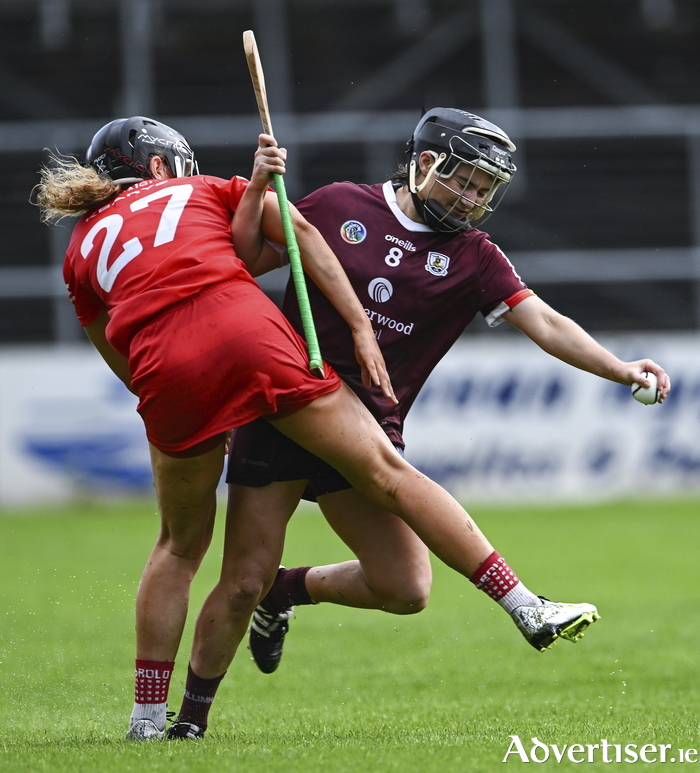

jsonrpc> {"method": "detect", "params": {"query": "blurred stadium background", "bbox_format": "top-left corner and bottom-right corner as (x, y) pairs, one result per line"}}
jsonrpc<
(1, 0), (700, 504)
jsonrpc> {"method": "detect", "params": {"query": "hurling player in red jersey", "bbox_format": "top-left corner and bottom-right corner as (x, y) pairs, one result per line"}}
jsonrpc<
(165, 109), (671, 738)
(34, 115), (617, 742)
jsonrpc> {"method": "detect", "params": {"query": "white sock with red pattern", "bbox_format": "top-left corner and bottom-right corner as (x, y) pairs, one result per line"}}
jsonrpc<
(470, 551), (542, 614)
(129, 659), (175, 730)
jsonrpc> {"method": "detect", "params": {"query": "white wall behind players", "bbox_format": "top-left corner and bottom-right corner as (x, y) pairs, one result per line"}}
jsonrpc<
(1, 334), (699, 505)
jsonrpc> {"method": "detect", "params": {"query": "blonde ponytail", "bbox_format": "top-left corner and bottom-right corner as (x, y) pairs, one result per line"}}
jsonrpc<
(33, 153), (121, 224)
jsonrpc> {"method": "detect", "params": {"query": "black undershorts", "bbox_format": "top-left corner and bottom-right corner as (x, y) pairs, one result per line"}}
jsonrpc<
(226, 416), (404, 502)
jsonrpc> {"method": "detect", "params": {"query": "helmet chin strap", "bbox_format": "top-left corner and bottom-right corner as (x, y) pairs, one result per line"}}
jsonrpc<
(410, 191), (473, 234)
(409, 153), (446, 193)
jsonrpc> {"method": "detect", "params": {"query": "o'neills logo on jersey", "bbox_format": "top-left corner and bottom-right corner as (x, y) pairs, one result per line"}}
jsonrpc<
(340, 220), (367, 243)
(385, 234), (416, 251)
(368, 277), (393, 303)
(425, 252), (450, 276)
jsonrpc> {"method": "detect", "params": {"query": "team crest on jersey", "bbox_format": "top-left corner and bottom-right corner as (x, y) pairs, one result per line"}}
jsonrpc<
(340, 220), (367, 244)
(425, 252), (450, 277)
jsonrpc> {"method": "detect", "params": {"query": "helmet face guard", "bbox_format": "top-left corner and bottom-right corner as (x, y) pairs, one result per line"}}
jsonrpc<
(406, 108), (516, 233)
(86, 116), (199, 183)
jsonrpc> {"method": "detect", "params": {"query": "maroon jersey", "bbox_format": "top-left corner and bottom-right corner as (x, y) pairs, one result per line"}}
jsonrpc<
(288, 180), (531, 446)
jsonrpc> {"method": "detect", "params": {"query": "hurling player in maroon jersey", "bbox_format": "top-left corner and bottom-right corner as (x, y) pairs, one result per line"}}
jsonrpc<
(169, 110), (669, 737)
(34, 115), (626, 742)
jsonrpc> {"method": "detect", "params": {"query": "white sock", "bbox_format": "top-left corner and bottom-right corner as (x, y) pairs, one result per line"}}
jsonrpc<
(499, 582), (542, 615)
(130, 702), (167, 731)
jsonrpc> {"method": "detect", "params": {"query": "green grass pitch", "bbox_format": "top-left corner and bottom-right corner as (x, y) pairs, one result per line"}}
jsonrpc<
(1, 497), (698, 772)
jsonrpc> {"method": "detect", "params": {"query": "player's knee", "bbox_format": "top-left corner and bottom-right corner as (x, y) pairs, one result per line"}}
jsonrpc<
(220, 565), (278, 617)
(382, 592), (429, 615)
(223, 576), (267, 617)
(375, 576), (431, 615)
(357, 450), (408, 508)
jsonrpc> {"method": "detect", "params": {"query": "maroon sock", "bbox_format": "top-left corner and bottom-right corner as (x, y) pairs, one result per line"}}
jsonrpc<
(263, 566), (313, 611)
(176, 663), (226, 730)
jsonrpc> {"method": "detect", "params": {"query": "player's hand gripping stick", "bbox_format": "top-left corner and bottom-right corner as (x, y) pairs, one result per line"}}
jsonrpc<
(243, 29), (325, 378)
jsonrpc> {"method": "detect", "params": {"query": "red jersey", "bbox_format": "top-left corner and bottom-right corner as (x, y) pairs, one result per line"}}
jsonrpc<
(64, 175), (257, 355)
(290, 180), (532, 446)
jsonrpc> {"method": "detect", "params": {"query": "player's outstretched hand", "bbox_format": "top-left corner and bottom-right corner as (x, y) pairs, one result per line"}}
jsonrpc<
(249, 133), (286, 191)
(620, 360), (671, 404)
(352, 326), (398, 405)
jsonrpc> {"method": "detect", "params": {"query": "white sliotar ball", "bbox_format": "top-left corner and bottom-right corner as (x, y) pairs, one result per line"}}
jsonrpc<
(631, 371), (659, 405)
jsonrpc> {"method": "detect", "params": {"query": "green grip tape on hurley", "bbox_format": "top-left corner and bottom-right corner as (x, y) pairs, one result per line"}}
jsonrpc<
(272, 172), (325, 378)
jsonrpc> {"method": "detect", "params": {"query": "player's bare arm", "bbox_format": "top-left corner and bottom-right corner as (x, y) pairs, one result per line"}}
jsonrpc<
(83, 307), (136, 394)
(231, 134), (288, 276)
(506, 295), (671, 402)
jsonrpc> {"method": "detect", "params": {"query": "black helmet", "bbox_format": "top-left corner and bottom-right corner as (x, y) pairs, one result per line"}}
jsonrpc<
(406, 108), (516, 233)
(86, 116), (198, 183)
